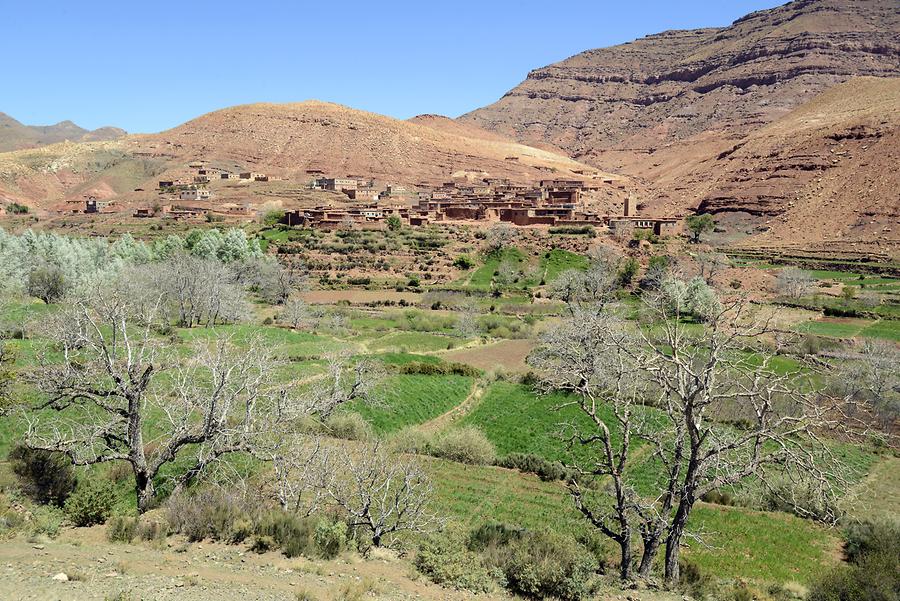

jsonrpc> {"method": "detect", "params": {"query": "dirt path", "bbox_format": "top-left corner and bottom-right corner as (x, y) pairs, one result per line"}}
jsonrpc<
(418, 379), (486, 433)
(0, 528), (494, 601)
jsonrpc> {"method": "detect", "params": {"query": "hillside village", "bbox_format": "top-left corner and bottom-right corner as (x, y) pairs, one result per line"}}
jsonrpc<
(55, 160), (683, 239)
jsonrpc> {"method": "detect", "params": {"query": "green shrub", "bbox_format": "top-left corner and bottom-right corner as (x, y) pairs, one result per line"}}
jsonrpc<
(701, 489), (736, 506)
(250, 535), (277, 554)
(397, 361), (481, 378)
(807, 552), (899, 601)
(256, 510), (317, 558)
(468, 522), (525, 551)
(107, 515), (138, 543)
(324, 412), (374, 441)
(453, 255), (475, 269)
(8, 444), (77, 506)
(482, 529), (598, 601)
(314, 519), (348, 559)
(64, 479), (116, 527)
(496, 453), (571, 482)
(430, 427), (496, 465)
(7, 202), (29, 215)
(843, 519), (900, 564)
(28, 504), (65, 538)
(414, 532), (496, 593)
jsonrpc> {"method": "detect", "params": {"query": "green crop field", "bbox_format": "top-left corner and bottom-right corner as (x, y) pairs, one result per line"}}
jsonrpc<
(365, 331), (464, 352)
(425, 457), (840, 585)
(347, 373), (474, 433)
(539, 248), (589, 282)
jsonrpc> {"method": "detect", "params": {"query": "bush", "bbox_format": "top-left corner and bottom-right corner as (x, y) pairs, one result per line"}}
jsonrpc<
(8, 444), (77, 507)
(164, 488), (255, 543)
(324, 412), (374, 441)
(678, 559), (712, 599)
(468, 522), (525, 551)
(843, 519), (900, 564)
(482, 529), (598, 601)
(701, 489), (735, 506)
(387, 426), (431, 455)
(314, 519), (348, 559)
(496, 453), (571, 482)
(7, 202), (29, 214)
(255, 510), (317, 558)
(430, 427), (496, 465)
(64, 479), (116, 527)
(397, 361), (481, 378)
(135, 518), (168, 543)
(415, 532), (496, 593)
(28, 504), (65, 538)
(807, 551), (899, 601)
(107, 515), (138, 543)
(453, 255), (475, 269)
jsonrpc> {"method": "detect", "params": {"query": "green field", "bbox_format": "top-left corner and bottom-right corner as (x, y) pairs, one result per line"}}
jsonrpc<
(426, 457), (839, 585)
(348, 373), (474, 433)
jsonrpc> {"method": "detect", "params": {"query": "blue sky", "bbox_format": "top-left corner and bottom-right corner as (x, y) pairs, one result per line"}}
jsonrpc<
(2, 0), (783, 133)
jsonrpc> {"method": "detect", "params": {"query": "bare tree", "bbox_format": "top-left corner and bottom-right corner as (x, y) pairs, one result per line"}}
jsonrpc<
(834, 340), (899, 431)
(279, 298), (314, 330)
(483, 223), (518, 254)
(149, 254), (249, 327)
(775, 267), (814, 299)
(312, 441), (441, 547)
(454, 299), (481, 339)
(530, 281), (863, 584)
(529, 307), (651, 580)
(20, 284), (284, 513)
(309, 352), (385, 420)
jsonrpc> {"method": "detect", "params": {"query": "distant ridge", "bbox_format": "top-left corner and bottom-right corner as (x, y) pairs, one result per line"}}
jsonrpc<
(0, 112), (125, 153)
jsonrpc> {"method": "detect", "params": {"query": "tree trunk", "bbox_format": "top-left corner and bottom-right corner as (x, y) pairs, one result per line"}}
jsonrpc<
(663, 498), (692, 585)
(135, 468), (155, 514)
(638, 531), (662, 579)
(618, 531), (633, 581)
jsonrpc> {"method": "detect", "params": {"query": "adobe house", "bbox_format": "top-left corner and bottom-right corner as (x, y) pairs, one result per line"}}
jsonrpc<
(84, 197), (114, 213)
(180, 188), (211, 201)
(133, 207), (154, 218)
(317, 177), (358, 192)
(346, 188), (380, 201)
(239, 172), (268, 181)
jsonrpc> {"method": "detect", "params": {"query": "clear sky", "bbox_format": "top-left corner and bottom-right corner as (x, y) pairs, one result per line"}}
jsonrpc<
(2, 0), (784, 133)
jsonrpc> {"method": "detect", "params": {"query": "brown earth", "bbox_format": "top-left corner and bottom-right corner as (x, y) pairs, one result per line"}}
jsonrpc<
(0, 102), (624, 215)
(461, 0), (900, 251)
(0, 527), (686, 601)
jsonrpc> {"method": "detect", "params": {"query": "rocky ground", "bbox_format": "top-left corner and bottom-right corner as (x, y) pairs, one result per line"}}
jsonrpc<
(0, 527), (691, 601)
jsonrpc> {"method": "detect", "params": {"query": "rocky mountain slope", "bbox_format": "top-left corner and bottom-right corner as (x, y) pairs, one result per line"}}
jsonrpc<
(461, 0), (900, 168)
(0, 112), (125, 153)
(649, 77), (900, 250)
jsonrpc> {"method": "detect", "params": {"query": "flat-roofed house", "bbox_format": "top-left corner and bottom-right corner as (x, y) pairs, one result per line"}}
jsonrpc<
(180, 188), (211, 201)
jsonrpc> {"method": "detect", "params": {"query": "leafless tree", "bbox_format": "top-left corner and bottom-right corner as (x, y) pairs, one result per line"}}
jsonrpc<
(834, 340), (899, 431)
(530, 281), (864, 585)
(775, 267), (814, 299)
(312, 441), (441, 547)
(696, 251), (729, 281)
(148, 254), (249, 327)
(19, 284), (284, 513)
(454, 299), (481, 339)
(234, 257), (308, 305)
(279, 298), (314, 330)
(483, 222), (518, 254)
(495, 259), (520, 287)
(529, 306), (651, 580)
(548, 263), (618, 312)
(308, 351), (385, 419)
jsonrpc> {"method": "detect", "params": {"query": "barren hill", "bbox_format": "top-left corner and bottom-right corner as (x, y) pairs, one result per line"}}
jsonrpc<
(0, 101), (614, 212)
(0, 112), (125, 153)
(129, 101), (602, 185)
(461, 0), (900, 169)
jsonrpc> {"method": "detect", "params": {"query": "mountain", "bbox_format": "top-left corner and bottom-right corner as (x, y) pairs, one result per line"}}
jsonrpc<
(461, 0), (900, 169)
(130, 101), (600, 184)
(0, 101), (616, 212)
(0, 112), (126, 153)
